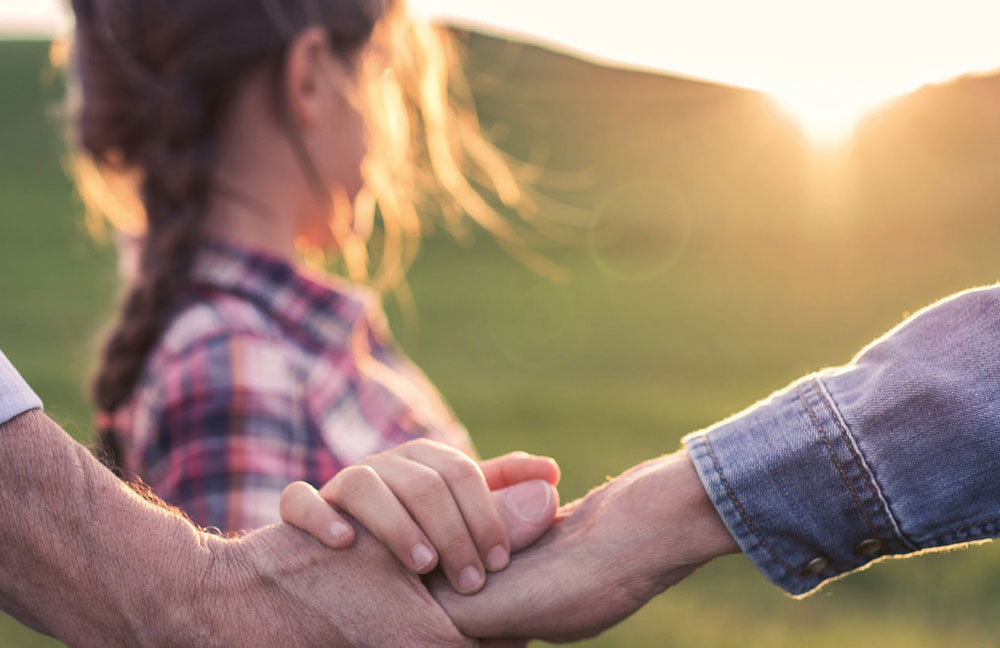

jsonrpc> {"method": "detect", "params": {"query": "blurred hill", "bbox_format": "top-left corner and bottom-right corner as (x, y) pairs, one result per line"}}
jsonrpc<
(462, 29), (1000, 241)
(459, 29), (808, 235)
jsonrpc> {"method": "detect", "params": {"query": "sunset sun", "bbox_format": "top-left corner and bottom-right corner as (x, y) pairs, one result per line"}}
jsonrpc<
(768, 85), (895, 145)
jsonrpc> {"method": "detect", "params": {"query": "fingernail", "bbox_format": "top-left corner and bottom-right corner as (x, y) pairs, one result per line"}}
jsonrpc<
(329, 521), (352, 542)
(458, 565), (483, 592)
(486, 545), (509, 571)
(504, 480), (553, 523)
(411, 543), (435, 570)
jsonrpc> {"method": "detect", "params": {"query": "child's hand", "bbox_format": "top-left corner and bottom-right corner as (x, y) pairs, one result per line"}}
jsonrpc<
(280, 439), (560, 594)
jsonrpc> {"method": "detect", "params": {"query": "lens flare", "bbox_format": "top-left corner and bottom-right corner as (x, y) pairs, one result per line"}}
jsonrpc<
(588, 180), (692, 282)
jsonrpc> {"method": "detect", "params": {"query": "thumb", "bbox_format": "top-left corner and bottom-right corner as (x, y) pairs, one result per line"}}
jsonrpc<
(491, 480), (559, 552)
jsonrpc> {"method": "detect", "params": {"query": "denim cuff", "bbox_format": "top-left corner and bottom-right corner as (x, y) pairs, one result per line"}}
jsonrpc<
(683, 374), (912, 596)
(0, 351), (43, 426)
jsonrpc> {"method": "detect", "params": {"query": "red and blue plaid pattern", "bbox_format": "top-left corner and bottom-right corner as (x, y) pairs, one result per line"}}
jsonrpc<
(102, 241), (472, 533)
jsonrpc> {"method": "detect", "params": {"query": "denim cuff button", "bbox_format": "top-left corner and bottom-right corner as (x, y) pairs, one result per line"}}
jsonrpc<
(800, 556), (830, 577)
(853, 538), (886, 557)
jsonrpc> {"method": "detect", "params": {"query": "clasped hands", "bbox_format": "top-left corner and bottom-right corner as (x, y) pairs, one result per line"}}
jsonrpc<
(264, 440), (738, 646)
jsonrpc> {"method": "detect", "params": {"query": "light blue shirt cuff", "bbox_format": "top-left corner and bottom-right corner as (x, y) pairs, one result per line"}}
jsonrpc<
(0, 350), (43, 425)
(683, 285), (1000, 596)
(683, 373), (907, 596)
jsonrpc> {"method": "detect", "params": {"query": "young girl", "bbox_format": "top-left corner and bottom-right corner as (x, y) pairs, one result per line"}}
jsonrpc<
(69, 0), (559, 595)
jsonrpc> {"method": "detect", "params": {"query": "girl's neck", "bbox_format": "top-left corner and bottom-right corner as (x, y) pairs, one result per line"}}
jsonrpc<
(202, 184), (299, 260)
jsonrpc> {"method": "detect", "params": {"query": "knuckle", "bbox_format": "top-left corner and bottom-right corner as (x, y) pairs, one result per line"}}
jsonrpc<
(404, 471), (448, 503)
(280, 480), (310, 501)
(278, 481), (310, 518)
(404, 438), (436, 452)
(409, 437), (454, 457)
(440, 456), (480, 485)
(473, 518), (506, 543)
(440, 534), (476, 561)
(395, 523), (426, 547)
(335, 465), (380, 497)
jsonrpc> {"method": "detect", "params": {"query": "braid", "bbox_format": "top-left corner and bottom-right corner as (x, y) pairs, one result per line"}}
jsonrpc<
(93, 84), (214, 416)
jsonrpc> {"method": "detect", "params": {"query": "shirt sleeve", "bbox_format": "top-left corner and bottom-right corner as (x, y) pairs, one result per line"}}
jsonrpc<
(133, 332), (309, 534)
(351, 302), (476, 456)
(683, 284), (1000, 596)
(0, 350), (42, 426)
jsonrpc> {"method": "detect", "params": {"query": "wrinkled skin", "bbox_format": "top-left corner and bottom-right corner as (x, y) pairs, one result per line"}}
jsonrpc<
(224, 479), (559, 647)
(434, 451), (739, 643)
(219, 524), (477, 648)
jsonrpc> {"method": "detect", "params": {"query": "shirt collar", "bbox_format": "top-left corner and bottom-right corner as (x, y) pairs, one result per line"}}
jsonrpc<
(190, 240), (380, 349)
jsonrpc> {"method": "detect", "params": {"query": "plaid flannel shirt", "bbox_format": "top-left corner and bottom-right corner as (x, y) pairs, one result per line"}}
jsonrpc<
(101, 241), (472, 533)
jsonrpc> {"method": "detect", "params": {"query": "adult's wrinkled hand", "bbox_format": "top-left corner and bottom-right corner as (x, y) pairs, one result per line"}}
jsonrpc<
(210, 523), (475, 647)
(224, 471), (559, 647)
(433, 450), (740, 643)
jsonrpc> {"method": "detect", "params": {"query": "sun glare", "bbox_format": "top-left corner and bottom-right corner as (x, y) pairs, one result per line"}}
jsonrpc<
(768, 86), (894, 145)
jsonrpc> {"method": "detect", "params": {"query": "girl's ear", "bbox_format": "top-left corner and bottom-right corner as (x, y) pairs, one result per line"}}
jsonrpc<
(284, 26), (332, 130)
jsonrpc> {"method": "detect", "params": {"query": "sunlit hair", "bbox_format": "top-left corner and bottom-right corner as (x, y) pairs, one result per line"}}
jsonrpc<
(323, 11), (560, 298)
(65, 0), (545, 417)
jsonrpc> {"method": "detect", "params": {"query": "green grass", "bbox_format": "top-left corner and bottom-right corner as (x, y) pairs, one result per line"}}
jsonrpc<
(3, 36), (1000, 646)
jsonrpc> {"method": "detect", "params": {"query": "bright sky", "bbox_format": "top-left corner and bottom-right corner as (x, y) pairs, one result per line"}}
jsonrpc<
(4, 0), (1000, 141)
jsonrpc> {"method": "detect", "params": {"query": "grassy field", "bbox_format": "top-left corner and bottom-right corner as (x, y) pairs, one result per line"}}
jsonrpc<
(3, 36), (1000, 647)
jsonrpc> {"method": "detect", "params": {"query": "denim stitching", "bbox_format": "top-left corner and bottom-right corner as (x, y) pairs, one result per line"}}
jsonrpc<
(809, 379), (885, 509)
(795, 384), (880, 538)
(702, 435), (795, 573)
(927, 515), (1000, 544)
(814, 377), (918, 551)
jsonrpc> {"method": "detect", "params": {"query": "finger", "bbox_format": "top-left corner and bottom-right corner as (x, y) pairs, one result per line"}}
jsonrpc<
(491, 480), (559, 552)
(279, 481), (356, 548)
(399, 442), (511, 573)
(481, 641), (527, 648)
(319, 465), (439, 574)
(366, 452), (487, 594)
(480, 452), (560, 490)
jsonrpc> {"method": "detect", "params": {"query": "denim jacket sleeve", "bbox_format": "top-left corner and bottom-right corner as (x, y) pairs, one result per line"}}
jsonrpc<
(0, 350), (42, 426)
(683, 285), (1000, 596)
